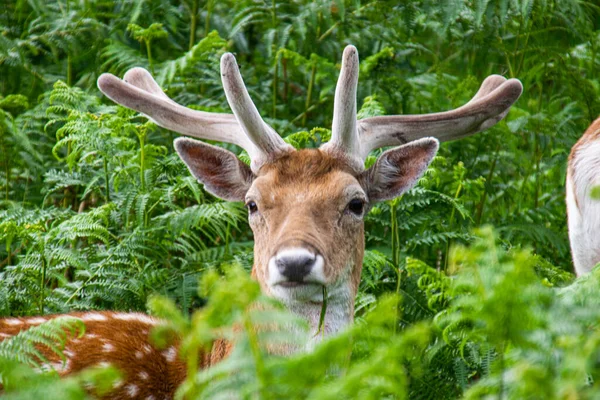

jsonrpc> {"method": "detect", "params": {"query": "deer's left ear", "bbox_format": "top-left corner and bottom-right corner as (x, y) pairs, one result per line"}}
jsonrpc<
(360, 138), (439, 203)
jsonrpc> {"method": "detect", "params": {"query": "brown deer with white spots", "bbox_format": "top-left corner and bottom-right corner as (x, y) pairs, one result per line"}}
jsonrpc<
(0, 46), (522, 399)
(567, 117), (600, 275)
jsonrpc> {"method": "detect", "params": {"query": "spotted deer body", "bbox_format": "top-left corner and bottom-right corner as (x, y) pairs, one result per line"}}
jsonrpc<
(1, 313), (188, 399)
(567, 117), (600, 275)
(0, 46), (522, 399)
(0, 312), (233, 399)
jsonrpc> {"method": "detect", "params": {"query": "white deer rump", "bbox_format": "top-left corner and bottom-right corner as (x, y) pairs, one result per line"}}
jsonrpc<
(567, 135), (600, 275)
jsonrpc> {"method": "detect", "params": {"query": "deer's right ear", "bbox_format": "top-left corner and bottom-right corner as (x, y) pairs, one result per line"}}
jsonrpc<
(174, 138), (254, 202)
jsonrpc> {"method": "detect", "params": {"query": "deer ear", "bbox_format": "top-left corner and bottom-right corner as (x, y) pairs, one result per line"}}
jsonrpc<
(361, 138), (439, 203)
(174, 138), (254, 202)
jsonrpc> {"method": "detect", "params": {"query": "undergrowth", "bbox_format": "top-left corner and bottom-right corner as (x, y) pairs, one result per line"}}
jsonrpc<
(1, 0), (600, 398)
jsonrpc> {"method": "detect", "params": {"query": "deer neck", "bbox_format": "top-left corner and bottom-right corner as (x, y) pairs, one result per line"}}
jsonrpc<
(252, 257), (361, 350)
(285, 279), (355, 345)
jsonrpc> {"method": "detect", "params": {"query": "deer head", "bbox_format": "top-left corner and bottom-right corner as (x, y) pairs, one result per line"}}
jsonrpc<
(97, 45), (522, 337)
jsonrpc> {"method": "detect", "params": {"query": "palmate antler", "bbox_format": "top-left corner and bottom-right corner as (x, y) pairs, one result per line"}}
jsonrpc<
(97, 46), (522, 172)
(320, 46), (523, 169)
(97, 55), (293, 172)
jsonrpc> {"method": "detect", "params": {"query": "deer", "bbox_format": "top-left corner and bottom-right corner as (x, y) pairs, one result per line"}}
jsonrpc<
(0, 45), (522, 399)
(567, 117), (600, 276)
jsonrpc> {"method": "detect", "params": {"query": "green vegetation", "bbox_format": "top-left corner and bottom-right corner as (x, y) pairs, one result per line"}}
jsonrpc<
(1, 0), (600, 398)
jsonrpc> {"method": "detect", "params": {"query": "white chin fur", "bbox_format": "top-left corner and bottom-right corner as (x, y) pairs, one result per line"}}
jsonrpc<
(270, 283), (324, 303)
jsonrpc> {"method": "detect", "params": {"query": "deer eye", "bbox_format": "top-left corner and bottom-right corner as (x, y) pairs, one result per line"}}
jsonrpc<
(245, 200), (258, 214)
(347, 198), (365, 216)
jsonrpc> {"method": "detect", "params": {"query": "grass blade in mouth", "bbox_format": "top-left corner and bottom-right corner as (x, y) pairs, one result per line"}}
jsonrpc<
(315, 285), (328, 337)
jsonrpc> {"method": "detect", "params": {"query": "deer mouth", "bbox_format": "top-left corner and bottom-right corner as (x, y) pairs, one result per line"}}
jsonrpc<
(277, 281), (321, 288)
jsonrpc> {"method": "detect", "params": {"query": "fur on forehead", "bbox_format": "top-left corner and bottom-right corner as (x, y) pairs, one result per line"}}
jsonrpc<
(256, 149), (359, 183)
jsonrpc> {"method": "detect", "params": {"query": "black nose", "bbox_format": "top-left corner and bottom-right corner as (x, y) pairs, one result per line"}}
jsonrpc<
(276, 252), (316, 282)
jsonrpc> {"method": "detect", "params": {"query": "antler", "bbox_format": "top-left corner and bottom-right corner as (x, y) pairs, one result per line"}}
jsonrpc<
(321, 45), (361, 168)
(97, 55), (292, 172)
(97, 46), (522, 173)
(321, 45), (523, 167)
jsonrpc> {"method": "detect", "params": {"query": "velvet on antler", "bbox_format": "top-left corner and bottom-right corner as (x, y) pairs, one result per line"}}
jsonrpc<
(320, 46), (523, 168)
(97, 55), (293, 173)
(98, 46), (522, 173)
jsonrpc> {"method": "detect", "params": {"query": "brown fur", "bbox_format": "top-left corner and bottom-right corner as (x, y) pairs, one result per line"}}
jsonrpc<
(250, 149), (365, 300)
(569, 117), (600, 168)
(258, 149), (356, 184)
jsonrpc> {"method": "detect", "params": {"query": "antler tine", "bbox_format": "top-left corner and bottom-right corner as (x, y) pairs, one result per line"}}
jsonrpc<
(97, 70), (257, 158)
(356, 77), (523, 160)
(321, 45), (360, 164)
(123, 67), (173, 102)
(220, 53), (293, 169)
(467, 74), (509, 104)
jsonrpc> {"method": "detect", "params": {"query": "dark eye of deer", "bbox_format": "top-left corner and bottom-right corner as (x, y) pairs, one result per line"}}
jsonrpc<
(246, 201), (258, 214)
(348, 198), (364, 216)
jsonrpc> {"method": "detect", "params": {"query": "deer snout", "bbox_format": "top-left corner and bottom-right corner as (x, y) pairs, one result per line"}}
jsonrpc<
(275, 250), (316, 282)
(268, 247), (325, 288)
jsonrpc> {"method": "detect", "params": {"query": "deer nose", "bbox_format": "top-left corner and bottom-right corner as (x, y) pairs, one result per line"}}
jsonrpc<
(275, 249), (317, 282)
